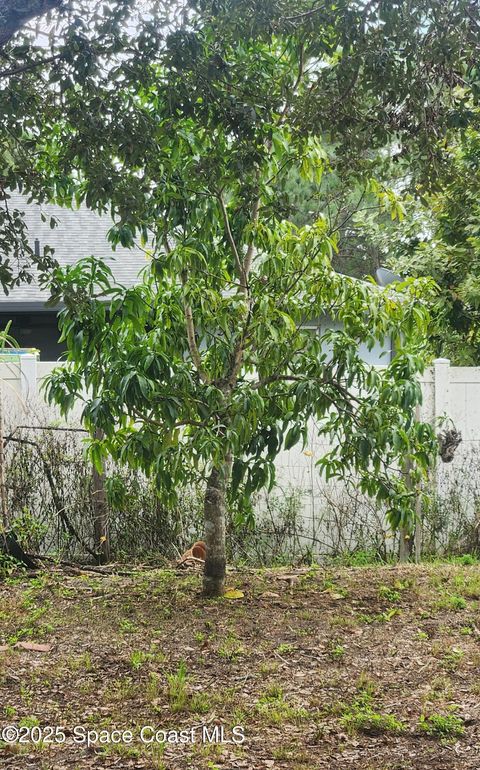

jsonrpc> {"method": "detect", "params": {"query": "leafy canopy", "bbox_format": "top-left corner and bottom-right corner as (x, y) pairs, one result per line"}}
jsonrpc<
(390, 123), (480, 365)
(41, 6), (446, 529)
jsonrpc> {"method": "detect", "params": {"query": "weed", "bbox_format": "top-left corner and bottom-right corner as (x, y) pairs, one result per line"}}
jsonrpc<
(259, 661), (279, 677)
(166, 662), (189, 712)
(427, 676), (453, 701)
(356, 673), (377, 697)
(435, 594), (467, 611)
(329, 614), (357, 629)
(340, 693), (405, 736)
(442, 647), (464, 671)
(416, 630), (429, 640)
(276, 643), (295, 656)
(218, 633), (245, 661)
(256, 685), (309, 725)
(418, 711), (464, 739)
(119, 619), (136, 634)
(378, 585), (401, 603)
(130, 650), (153, 670)
(147, 672), (161, 701)
(19, 716), (40, 729)
(328, 641), (346, 661)
(68, 652), (93, 672)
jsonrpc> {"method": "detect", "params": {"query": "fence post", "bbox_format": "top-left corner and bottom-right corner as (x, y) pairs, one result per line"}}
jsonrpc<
(433, 358), (450, 500)
(19, 353), (38, 402)
(434, 358), (451, 423)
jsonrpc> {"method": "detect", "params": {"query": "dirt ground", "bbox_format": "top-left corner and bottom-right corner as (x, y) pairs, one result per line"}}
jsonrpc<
(2, 561), (480, 769)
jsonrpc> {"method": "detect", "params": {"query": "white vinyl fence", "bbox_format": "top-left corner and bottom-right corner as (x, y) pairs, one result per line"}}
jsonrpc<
(1, 355), (480, 557)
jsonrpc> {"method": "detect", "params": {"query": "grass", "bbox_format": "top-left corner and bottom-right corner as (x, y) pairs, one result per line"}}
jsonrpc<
(418, 711), (465, 739)
(2, 561), (480, 770)
(340, 693), (406, 736)
(255, 684), (310, 725)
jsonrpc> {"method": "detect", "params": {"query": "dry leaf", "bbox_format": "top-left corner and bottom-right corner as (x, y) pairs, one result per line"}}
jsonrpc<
(15, 641), (52, 652)
(223, 588), (244, 599)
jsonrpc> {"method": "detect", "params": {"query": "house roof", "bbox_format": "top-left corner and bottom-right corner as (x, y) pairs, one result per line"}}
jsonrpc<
(0, 192), (149, 311)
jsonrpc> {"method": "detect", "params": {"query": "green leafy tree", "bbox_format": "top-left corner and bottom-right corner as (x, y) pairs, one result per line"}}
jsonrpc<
(0, 0), (180, 290)
(2, 0), (479, 291)
(36, 0), (469, 593)
(391, 125), (480, 364)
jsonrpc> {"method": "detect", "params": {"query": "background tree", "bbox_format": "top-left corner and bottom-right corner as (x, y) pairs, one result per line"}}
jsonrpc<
(389, 124), (480, 365)
(0, 0), (177, 290)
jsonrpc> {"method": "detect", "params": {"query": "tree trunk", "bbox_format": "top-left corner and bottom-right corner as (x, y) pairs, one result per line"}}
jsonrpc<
(203, 464), (228, 597)
(399, 528), (411, 563)
(92, 428), (110, 565)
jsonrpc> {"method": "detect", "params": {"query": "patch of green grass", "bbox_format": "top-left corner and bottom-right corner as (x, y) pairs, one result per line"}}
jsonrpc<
(147, 672), (161, 701)
(98, 743), (140, 759)
(358, 608), (400, 624)
(165, 662), (210, 714)
(256, 684), (309, 725)
(276, 642), (295, 656)
(321, 579), (349, 598)
(166, 661), (189, 712)
(328, 641), (346, 661)
(329, 614), (357, 629)
(340, 693), (406, 736)
(259, 660), (279, 677)
(435, 593), (467, 611)
(427, 675), (453, 701)
(67, 652), (94, 672)
(328, 549), (387, 567)
(378, 585), (401, 603)
(356, 672), (378, 697)
(442, 647), (464, 671)
(119, 619), (136, 634)
(416, 630), (429, 640)
(218, 632), (245, 661)
(104, 677), (138, 703)
(418, 711), (464, 739)
(19, 716), (40, 729)
(7, 599), (56, 644)
(130, 650), (153, 670)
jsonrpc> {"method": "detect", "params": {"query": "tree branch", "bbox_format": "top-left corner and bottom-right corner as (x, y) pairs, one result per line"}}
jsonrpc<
(217, 191), (245, 285)
(0, 0), (63, 48)
(180, 269), (210, 384)
(0, 52), (62, 79)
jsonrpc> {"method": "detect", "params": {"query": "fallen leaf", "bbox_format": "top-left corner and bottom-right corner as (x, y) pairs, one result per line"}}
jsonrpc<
(261, 591), (280, 599)
(223, 588), (244, 600)
(15, 641), (52, 652)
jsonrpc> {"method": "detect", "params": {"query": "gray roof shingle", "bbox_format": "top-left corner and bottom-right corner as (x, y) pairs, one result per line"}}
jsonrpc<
(1, 192), (149, 309)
